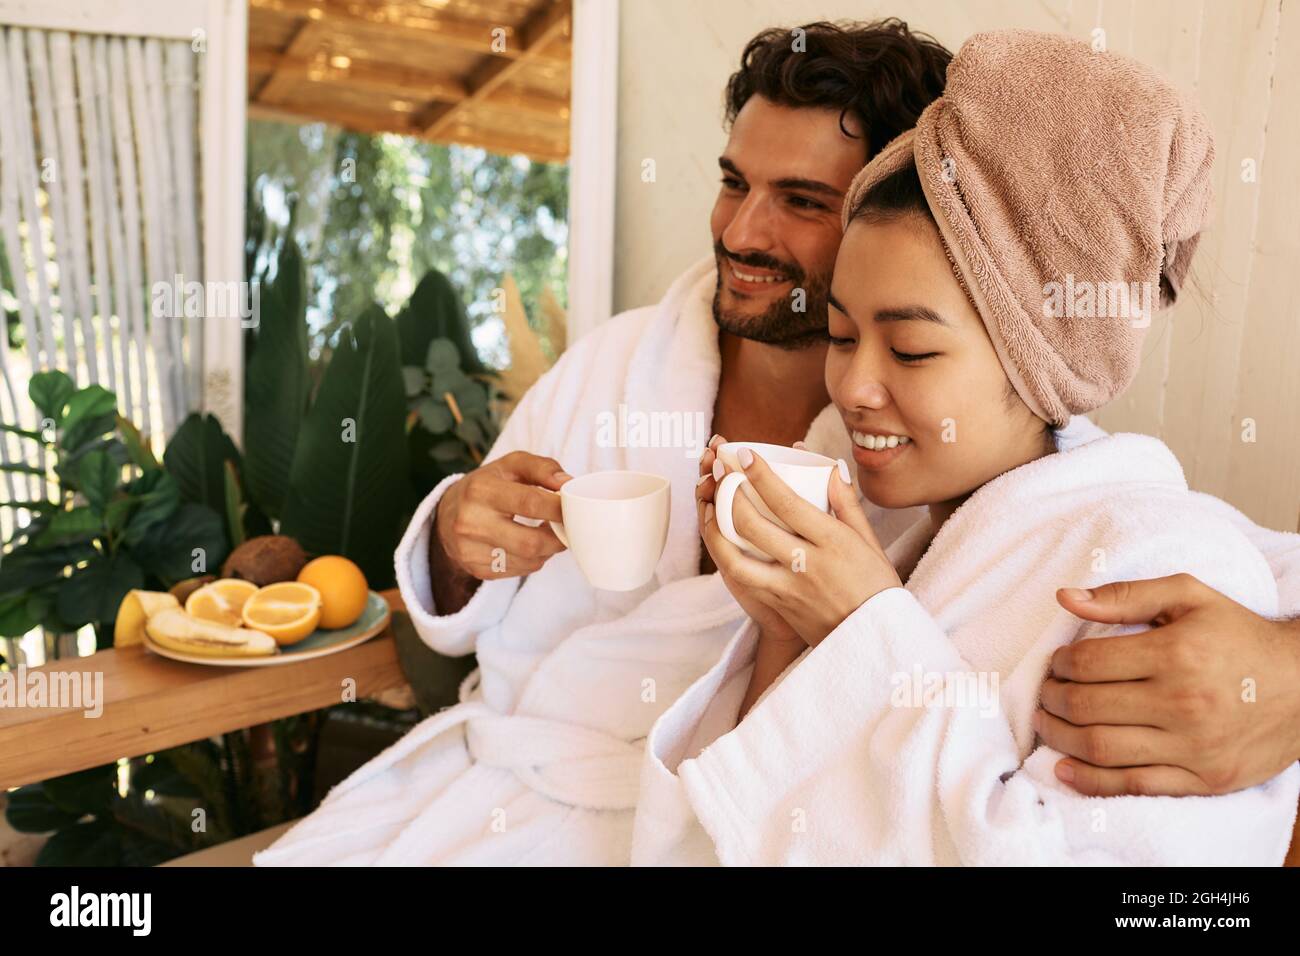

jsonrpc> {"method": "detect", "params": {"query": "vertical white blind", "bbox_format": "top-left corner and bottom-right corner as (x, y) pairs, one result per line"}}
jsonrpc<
(0, 25), (204, 528)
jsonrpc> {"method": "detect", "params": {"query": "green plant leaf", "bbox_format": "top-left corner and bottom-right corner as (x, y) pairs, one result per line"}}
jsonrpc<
(129, 502), (227, 583)
(416, 396), (454, 433)
(28, 370), (76, 424)
(243, 237), (309, 519)
(0, 542), (98, 599)
(425, 338), (461, 374)
(116, 414), (158, 470)
(280, 305), (410, 588)
(0, 422), (45, 441)
(223, 460), (245, 550)
(59, 387), (118, 452)
(122, 468), (182, 547)
(61, 411), (119, 458)
(32, 506), (102, 547)
(162, 413), (241, 515)
(3, 786), (82, 833)
(401, 366), (427, 397)
(77, 449), (118, 516)
(394, 269), (487, 374)
(0, 592), (42, 637)
(430, 438), (467, 462)
(55, 552), (144, 627)
(36, 819), (122, 867)
(43, 765), (116, 817)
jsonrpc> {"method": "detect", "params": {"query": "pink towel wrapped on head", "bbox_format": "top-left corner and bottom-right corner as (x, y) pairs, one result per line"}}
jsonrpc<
(842, 29), (1215, 426)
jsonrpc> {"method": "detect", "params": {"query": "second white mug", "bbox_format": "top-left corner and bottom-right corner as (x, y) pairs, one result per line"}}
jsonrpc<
(713, 442), (835, 561)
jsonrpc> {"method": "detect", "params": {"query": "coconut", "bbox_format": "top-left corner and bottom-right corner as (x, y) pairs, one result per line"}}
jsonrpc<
(220, 535), (308, 586)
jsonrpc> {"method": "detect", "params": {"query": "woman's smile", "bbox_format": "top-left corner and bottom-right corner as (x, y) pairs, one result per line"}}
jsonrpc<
(849, 430), (913, 471)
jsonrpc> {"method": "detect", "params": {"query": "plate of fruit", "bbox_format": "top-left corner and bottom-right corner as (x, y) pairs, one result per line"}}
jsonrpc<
(113, 535), (391, 666)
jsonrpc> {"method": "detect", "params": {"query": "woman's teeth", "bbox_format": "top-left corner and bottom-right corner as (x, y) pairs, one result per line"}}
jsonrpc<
(730, 263), (784, 283)
(852, 431), (911, 451)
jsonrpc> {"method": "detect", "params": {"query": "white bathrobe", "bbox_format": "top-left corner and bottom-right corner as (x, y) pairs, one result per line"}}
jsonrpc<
(633, 433), (1300, 866)
(254, 257), (927, 866)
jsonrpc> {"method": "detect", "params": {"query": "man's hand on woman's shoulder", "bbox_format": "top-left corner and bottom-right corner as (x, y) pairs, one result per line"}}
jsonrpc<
(1038, 574), (1300, 797)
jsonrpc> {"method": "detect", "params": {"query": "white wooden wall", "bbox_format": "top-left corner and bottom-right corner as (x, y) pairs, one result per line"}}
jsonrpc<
(613, 0), (1300, 535)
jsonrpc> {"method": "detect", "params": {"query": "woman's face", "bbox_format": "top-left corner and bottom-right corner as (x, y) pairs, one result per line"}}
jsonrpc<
(825, 214), (1050, 512)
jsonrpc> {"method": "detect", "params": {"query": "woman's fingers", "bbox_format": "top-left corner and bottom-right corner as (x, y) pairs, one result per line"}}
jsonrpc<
(702, 501), (784, 592)
(825, 461), (881, 547)
(739, 450), (837, 544)
(731, 487), (804, 566)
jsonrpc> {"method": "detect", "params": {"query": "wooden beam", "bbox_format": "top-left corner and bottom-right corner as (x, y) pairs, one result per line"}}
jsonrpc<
(249, 0), (570, 66)
(422, 0), (571, 139)
(247, 49), (569, 123)
(253, 17), (324, 105)
(249, 49), (468, 102)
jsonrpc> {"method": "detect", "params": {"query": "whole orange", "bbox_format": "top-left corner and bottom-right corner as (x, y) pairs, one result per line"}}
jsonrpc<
(297, 555), (369, 629)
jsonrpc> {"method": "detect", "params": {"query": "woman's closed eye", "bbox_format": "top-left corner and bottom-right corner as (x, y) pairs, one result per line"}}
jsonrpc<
(892, 348), (940, 364)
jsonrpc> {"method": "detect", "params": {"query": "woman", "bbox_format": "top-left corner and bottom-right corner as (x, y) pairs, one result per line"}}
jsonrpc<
(633, 29), (1300, 865)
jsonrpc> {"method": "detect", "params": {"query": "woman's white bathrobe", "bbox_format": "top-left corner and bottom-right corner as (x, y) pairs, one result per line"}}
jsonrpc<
(633, 433), (1300, 866)
(254, 258), (926, 866)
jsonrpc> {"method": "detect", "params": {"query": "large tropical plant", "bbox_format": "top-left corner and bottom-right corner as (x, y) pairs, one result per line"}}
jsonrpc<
(238, 235), (410, 588)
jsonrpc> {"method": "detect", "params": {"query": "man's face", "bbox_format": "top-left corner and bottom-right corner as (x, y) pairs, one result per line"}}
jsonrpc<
(710, 96), (867, 350)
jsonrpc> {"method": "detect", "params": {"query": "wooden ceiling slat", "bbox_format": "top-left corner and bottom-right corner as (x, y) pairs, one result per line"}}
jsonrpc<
(247, 49), (569, 124)
(421, 0), (571, 138)
(248, 0), (570, 66)
(254, 18), (326, 103)
(248, 49), (470, 103)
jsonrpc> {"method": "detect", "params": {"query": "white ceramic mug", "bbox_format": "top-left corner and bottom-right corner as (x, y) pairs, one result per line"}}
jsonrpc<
(549, 470), (671, 591)
(714, 442), (835, 561)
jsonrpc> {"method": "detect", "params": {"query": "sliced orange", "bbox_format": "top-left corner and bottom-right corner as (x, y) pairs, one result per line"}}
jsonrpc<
(241, 582), (323, 646)
(185, 579), (259, 628)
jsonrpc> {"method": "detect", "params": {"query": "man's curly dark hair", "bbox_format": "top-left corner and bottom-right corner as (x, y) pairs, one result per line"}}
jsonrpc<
(724, 18), (952, 159)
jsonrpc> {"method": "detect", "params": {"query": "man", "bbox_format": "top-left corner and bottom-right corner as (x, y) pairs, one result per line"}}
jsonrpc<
(258, 20), (1300, 866)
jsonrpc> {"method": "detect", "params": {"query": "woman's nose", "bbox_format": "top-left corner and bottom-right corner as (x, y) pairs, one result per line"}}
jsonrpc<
(839, 362), (891, 410)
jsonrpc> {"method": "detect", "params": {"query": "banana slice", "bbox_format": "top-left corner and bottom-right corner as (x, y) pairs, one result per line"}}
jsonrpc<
(114, 590), (181, 647)
(145, 608), (277, 658)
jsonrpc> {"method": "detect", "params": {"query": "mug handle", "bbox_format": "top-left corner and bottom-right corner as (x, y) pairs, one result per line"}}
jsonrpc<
(713, 471), (749, 553)
(548, 521), (569, 548)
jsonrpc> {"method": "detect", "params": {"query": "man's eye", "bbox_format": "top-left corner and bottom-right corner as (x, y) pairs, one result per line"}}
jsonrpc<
(892, 349), (939, 363)
(721, 177), (745, 190)
(789, 196), (826, 211)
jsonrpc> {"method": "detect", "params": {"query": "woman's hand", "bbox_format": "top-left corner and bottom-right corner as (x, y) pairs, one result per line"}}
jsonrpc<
(697, 437), (801, 643)
(702, 447), (902, 646)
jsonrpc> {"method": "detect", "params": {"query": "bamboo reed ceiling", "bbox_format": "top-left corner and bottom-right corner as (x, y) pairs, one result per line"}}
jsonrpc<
(248, 0), (572, 162)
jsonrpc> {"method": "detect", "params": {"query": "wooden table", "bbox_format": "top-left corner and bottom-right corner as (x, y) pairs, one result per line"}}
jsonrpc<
(0, 590), (409, 791)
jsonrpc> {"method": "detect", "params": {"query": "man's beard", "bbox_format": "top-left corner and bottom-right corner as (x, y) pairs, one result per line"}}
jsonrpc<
(711, 240), (831, 351)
